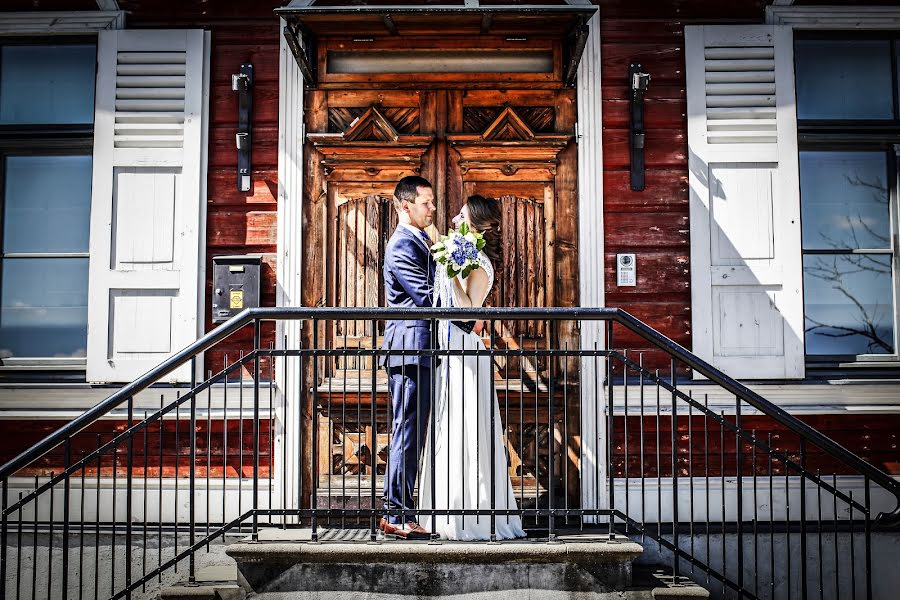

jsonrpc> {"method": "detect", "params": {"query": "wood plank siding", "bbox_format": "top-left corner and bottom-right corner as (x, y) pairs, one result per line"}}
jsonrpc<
(1, 0), (898, 486)
(600, 1), (767, 372)
(128, 3), (283, 377)
(0, 419), (272, 479)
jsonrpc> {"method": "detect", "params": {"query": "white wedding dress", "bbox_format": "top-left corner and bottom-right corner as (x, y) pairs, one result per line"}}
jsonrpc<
(418, 252), (527, 541)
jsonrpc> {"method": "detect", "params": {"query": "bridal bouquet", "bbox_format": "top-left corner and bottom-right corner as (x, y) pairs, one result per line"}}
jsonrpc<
(430, 222), (486, 279)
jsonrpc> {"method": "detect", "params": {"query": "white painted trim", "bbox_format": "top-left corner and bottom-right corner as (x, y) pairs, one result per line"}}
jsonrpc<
(608, 381), (900, 415)
(576, 11), (605, 517)
(0, 382), (277, 418)
(198, 31), (212, 384)
(612, 475), (900, 523)
(0, 380), (894, 418)
(275, 18), (306, 515)
(0, 11), (125, 35)
(767, 6), (900, 28)
(7, 477), (273, 525)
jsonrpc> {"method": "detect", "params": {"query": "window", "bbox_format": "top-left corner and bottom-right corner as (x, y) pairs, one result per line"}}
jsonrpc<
(0, 42), (96, 364)
(796, 34), (900, 363)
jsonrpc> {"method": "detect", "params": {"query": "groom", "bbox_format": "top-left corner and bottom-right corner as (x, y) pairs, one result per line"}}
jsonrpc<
(379, 175), (436, 540)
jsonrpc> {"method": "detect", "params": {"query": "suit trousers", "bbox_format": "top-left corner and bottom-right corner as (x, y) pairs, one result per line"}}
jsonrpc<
(383, 364), (432, 524)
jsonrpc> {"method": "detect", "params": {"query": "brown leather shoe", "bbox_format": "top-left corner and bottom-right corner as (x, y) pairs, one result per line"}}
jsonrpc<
(379, 517), (409, 539)
(403, 521), (430, 540)
(380, 517), (431, 540)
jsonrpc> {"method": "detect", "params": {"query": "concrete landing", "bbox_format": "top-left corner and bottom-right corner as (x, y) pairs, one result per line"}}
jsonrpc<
(226, 528), (646, 599)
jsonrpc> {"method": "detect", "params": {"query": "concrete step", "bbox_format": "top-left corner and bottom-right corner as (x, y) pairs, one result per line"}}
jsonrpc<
(631, 567), (710, 599)
(226, 528), (647, 599)
(157, 565), (245, 600)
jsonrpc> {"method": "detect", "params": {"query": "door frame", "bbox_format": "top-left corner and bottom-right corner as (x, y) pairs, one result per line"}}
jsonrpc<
(274, 14), (606, 513)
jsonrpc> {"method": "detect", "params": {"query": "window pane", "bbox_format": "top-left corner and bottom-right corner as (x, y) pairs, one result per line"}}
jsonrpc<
(803, 254), (895, 355)
(0, 45), (96, 125)
(795, 40), (894, 120)
(0, 258), (88, 358)
(800, 151), (891, 250)
(3, 155), (92, 254)
(327, 50), (553, 73)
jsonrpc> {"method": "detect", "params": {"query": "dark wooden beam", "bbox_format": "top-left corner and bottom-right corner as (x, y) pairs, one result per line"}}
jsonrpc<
(283, 22), (316, 88)
(563, 16), (589, 87)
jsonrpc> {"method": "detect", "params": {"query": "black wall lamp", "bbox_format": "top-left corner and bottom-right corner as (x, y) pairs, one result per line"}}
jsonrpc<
(232, 63), (253, 192)
(629, 62), (651, 191)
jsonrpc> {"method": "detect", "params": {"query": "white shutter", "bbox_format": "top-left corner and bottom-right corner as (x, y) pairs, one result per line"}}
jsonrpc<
(87, 30), (210, 383)
(685, 25), (804, 380)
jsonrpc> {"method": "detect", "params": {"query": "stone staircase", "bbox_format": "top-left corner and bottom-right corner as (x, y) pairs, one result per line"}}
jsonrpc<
(159, 529), (709, 600)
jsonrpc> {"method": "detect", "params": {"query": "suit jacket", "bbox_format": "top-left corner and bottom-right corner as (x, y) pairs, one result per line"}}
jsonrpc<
(381, 226), (436, 369)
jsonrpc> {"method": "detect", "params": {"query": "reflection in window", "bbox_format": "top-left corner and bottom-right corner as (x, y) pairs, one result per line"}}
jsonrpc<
(0, 45), (96, 125)
(803, 255), (894, 355)
(800, 151), (890, 251)
(3, 156), (92, 254)
(800, 149), (896, 357)
(0, 155), (92, 359)
(795, 40), (894, 120)
(0, 258), (89, 359)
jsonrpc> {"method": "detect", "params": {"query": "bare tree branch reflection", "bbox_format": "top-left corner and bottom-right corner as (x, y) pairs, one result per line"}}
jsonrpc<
(804, 170), (894, 354)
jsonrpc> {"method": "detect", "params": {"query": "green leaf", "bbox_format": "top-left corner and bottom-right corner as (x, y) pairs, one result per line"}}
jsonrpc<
(446, 264), (456, 279)
(458, 222), (469, 236)
(476, 238), (486, 251)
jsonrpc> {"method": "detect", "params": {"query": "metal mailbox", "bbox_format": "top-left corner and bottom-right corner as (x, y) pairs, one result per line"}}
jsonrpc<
(211, 255), (261, 323)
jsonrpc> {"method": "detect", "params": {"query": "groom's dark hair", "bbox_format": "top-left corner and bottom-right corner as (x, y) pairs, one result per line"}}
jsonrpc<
(393, 175), (432, 211)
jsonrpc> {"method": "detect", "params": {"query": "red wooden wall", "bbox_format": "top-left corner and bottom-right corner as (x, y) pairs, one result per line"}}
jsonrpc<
(1, 0), (897, 482)
(129, 2), (282, 379)
(600, 0), (771, 368)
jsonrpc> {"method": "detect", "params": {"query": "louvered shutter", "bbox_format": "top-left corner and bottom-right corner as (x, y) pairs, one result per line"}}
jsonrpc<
(685, 25), (805, 379)
(86, 30), (210, 383)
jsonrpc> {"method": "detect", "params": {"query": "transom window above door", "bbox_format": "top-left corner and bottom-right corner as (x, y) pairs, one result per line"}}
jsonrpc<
(795, 33), (900, 364)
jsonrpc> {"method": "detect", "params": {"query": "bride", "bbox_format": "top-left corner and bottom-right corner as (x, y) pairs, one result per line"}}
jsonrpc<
(418, 194), (527, 541)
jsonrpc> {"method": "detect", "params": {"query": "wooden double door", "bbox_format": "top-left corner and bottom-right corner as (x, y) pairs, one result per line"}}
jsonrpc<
(303, 86), (578, 366)
(302, 83), (580, 496)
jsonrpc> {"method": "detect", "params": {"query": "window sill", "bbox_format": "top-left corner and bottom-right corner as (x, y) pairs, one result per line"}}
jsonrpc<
(0, 381), (275, 419)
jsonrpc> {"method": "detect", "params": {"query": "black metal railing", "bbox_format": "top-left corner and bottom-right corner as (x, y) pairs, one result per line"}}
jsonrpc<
(0, 308), (897, 600)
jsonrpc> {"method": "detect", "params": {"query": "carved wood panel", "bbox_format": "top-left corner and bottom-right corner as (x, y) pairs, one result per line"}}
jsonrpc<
(305, 86), (578, 501)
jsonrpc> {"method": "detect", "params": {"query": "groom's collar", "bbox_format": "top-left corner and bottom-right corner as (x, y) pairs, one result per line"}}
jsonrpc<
(397, 222), (431, 252)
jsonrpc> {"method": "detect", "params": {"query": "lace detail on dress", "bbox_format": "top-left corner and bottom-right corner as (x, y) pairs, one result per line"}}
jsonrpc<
(432, 251), (494, 310)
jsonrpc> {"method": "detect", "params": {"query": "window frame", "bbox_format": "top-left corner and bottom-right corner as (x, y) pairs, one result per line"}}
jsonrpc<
(795, 31), (900, 368)
(0, 37), (97, 372)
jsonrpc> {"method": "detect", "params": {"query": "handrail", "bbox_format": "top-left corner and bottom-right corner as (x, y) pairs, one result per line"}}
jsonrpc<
(2, 306), (898, 524)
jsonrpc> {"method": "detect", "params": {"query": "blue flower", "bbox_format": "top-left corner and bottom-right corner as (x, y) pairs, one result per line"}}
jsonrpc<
(457, 238), (478, 260)
(450, 247), (468, 266)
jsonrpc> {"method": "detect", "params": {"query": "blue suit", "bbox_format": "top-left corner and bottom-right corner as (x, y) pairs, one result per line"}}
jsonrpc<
(381, 226), (435, 523)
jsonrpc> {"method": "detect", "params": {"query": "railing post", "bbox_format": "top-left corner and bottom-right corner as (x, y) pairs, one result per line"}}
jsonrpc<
(189, 356), (198, 583)
(799, 437), (807, 600)
(253, 320), (261, 542)
(607, 321), (615, 540)
(371, 318), (378, 542)
(125, 396), (134, 596)
(489, 318), (497, 543)
(311, 318), (319, 542)
(671, 358), (679, 578)
(62, 438), (72, 597)
(1, 476), (7, 599)
(735, 397), (744, 598)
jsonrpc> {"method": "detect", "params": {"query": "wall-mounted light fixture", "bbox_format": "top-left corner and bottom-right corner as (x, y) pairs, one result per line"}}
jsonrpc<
(629, 62), (650, 191)
(232, 63), (253, 192)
